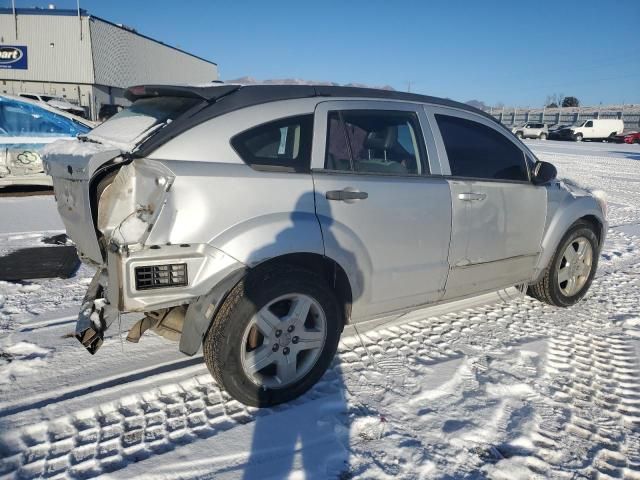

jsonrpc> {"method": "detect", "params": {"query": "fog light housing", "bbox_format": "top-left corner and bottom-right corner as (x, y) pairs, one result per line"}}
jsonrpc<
(135, 263), (188, 290)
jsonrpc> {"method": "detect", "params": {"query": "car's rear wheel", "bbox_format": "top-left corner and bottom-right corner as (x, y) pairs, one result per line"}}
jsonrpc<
(634, 138), (640, 145)
(574, 133), (583, 142)
(527, 220), (599, 307)
(202, 264), (342, 407)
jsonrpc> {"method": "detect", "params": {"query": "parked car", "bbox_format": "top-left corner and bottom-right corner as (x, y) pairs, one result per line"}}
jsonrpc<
(556, 119), (624, 142)
(512, 122), (548, 140)
(0, 95), (94, 187)
(548, 123), (573, 140)
(17, 92), (87, 118)
(611, 131), (640, 144)
(43, 84), (607, 406)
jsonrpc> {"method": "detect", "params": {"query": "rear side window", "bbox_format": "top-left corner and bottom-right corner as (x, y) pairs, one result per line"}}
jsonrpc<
(231, 115), (313, 172)
(325, 110), (426, 175)
(435, 114), (528, 181)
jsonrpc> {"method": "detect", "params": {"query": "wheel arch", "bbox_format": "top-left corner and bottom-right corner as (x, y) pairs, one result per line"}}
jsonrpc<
(532, 198), (606, 284)
(251, 252), (353, 326)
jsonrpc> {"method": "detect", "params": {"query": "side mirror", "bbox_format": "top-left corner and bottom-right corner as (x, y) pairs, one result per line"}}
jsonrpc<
(532, 160), (557, 185)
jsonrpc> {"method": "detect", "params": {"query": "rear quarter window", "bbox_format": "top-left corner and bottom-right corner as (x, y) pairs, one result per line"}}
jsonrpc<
(231, 114), (314, 173)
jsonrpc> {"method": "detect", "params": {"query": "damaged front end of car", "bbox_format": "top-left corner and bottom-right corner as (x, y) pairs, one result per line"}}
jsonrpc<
(45, 143), (243, 355)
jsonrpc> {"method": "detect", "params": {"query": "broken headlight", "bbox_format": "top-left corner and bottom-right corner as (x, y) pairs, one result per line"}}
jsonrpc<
(97, 160), (174, 247)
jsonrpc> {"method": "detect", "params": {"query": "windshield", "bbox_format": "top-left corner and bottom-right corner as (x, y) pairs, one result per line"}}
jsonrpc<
(0, 96), (90, 138)
(87, 96), (201, 148)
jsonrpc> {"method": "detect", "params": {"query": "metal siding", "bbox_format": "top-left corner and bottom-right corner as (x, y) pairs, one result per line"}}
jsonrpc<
(0, 13), (94, 83)
(89, 19), (217, 88)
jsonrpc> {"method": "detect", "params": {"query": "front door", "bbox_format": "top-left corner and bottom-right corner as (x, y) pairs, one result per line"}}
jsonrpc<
(311, 100), (452, 321)
(427, 106), (547, 298)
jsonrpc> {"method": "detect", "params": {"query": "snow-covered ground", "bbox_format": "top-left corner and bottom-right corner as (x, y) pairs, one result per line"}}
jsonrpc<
(1, 141), (640, 479)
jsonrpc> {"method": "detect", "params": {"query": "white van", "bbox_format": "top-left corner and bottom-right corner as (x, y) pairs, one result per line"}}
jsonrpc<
(561, 119), (624, 142)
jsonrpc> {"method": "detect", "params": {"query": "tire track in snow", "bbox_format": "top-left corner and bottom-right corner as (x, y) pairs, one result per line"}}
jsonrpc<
(2, 250), (640, 479)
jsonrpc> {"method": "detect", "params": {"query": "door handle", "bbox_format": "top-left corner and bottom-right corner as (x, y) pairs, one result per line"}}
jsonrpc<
(458, 192), (487, 202)
(326, 189), (369, 201)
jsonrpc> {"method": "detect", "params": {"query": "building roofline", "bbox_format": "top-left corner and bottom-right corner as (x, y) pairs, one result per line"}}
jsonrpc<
(89, 15), (217, 67)
(0, 7), (217, 67)
(0, 7), (87, 17)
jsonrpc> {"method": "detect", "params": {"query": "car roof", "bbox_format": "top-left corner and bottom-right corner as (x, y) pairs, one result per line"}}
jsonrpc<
(131, 83), (505, 157)
(126, 83), (492, 118)
(0, 94), (95, 127)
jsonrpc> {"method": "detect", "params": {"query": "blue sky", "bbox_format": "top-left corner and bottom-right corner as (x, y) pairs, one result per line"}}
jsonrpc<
(5, 0), (640, 106)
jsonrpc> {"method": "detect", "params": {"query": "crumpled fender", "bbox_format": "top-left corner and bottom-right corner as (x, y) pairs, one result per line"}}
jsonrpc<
(179, 266), (246, 356)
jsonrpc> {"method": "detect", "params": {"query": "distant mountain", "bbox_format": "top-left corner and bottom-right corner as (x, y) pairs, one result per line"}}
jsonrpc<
(225, 76), (395, 91)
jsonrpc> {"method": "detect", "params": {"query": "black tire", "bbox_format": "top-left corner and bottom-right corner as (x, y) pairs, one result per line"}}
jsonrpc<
(516, 131), (524, 139)
(203, 264), (342, 407)
(527, 220), (599, 307)
(574, 133), (583, 142)
(539, 132), (547, 140)
(634, 138), (640, 145)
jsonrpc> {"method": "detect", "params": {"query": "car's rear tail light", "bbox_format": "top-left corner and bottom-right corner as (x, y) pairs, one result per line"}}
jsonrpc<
(134, 263), (187, 290)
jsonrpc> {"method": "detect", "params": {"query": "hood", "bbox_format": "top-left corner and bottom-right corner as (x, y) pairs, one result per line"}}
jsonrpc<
(42, 138), (123, 181)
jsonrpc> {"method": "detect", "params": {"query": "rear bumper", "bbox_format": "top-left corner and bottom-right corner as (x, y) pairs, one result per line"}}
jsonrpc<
(107, 242), (243, 312)
(74, 242), (244, 353)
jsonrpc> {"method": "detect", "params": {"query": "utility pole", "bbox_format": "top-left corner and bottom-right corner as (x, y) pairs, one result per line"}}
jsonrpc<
(12, 0), (18, 40)
(77, 0), (83, 41)
(406, 81), (412, 93)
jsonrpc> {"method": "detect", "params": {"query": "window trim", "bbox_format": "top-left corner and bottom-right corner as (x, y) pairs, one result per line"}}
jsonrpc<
(229, 113), (314, 173)
(319, 107), (430, 177)
(426, 105), (534, 184)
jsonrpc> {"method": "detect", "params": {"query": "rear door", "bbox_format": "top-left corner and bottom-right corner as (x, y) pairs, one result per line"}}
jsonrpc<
(426, 106), (547, 298)
(311, 100), (452, 321)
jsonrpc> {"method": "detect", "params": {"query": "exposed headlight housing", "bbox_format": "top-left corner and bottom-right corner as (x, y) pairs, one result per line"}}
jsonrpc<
(97, 160), (174, 247)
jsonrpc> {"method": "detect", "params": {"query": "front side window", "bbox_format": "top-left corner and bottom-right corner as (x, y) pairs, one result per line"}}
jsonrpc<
(585, 121), (593, 127)
(231, 114), (313, 172)
(325, 110), (425, 175)
(435, 114), (528, 181)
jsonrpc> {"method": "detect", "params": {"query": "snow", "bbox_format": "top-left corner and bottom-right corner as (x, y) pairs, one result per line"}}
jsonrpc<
(41, 138), (114, 158)
(0, 195), (62, 235)
(1, 140), (640, 479)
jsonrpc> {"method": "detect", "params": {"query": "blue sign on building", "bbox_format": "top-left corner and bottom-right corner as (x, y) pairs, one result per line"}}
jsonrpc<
(0, 45), (28, 70)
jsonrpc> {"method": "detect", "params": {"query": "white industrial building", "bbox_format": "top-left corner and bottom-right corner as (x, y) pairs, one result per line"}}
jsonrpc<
(0, 7), (218, 119)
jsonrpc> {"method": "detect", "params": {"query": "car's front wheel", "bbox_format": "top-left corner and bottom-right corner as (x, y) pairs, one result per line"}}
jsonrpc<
(203, 264), (342, 407)
(539, 132), (547, 140)
(574, 133), (583, 142)
(527, 220), (599, 307)
(516, 131), (524, 139)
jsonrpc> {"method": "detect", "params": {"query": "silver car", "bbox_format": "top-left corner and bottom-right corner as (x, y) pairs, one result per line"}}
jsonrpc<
(512, 122), (549, 140)
(44, 84), (607, 406)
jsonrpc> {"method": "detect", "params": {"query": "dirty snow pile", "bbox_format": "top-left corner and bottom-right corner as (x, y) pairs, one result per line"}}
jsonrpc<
(1, 141), (640, 479)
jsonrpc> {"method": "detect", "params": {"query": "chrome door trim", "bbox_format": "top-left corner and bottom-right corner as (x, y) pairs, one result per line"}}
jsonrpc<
(451, 252), (540, 269)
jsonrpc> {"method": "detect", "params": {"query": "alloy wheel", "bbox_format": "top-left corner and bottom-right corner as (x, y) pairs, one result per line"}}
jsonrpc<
(557, 237), (593, 297)
(240, 293), (327, 389)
